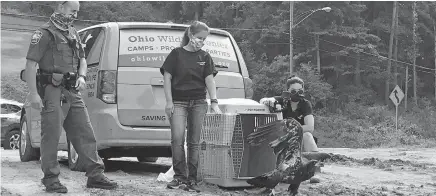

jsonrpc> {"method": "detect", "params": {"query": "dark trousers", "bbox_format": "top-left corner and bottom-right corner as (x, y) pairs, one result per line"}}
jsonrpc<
(40, 84), (104, 186)
(170, 99), (208, 182)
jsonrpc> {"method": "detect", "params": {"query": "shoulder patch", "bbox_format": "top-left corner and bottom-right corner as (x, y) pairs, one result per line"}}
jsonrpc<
(30, 30), (43, 45)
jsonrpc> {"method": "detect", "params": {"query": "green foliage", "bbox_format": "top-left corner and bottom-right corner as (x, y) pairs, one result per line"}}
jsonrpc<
(252, 55), (290, 100)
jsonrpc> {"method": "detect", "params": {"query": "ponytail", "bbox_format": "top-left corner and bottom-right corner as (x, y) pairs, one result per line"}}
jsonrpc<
(180, 27), (190, 47)
(180, 21), (210, 47)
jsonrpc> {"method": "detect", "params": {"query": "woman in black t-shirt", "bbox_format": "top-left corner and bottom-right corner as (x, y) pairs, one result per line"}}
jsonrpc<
(260, 76), (319, 152)
(160, 21), (221, 192)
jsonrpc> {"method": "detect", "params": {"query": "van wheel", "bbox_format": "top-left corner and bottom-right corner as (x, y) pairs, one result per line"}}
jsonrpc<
(137, 156), (158, 163)
(19, 116), (40, 162)
(67, 140), (86, 172)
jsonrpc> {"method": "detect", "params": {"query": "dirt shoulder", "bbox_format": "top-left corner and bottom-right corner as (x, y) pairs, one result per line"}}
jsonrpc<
(2, 148), (435, 196)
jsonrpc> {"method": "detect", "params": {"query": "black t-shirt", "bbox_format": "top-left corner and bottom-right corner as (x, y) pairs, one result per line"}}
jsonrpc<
(274, 96), (313, 126)
(160, 47), (218, 100)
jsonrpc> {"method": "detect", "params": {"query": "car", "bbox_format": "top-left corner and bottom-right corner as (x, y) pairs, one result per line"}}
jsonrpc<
(1, 99), (23, 150)
(19, 22), (253, 171)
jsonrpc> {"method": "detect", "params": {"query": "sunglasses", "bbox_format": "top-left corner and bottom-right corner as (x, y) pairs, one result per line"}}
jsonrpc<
(290, 89), (304, 95)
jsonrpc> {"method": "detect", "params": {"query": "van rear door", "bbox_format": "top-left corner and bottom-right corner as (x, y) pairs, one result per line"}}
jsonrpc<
(117, 28), (244, 127)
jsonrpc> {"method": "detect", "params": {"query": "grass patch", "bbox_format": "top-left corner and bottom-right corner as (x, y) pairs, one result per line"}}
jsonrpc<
(315, 102), (436, 148)
(1, 73), (28, 103)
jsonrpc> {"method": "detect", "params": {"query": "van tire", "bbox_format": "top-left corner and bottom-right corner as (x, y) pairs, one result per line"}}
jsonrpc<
(19, 116), (40, 162)
(68, 140), (86, 172)
(137, 156), (158, 163)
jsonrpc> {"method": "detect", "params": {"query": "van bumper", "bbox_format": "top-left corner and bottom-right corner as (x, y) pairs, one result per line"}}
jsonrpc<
(90, 106), (171, 150)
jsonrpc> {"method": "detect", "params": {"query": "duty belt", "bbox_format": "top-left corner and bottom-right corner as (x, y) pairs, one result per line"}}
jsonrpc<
(38, 69), (78, 90)
(37, 69), (78, 102)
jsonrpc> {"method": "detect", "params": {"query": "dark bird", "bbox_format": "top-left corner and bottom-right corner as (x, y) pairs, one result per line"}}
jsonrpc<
(245, 118), (316, 196)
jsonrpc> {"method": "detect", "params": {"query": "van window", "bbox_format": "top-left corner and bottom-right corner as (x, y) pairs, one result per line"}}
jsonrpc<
(9, 104), (21, 113)
(1, 104), (7, 114)
(79, 28), (104, 66)
(118, 29), (240, 73)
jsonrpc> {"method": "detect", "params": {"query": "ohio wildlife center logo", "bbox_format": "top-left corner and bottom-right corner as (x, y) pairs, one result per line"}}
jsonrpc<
(31, 30), (43, 45)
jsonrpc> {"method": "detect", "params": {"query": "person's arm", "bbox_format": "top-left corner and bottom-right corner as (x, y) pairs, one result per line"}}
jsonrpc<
(302, 115), (315, 133)
(302, 100), (315, 133)
(204, 53), (218, 100)
(25, 60), (39, 96)
(77, 30), (87, 78)
(205, 75), (217, 100)
(25, 29), (50, 96)
(75, 30), (87, 90)
(163, 71), (173, 103)
(77, 58), (87, 78)
(260, 96), (283, 109)
(160, 49), (177, 104)
(204, 54), (220, 113)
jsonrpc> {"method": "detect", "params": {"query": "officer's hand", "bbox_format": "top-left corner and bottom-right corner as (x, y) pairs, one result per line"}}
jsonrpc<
(75, 77), (86, 91)
(30, 93), (43, 110)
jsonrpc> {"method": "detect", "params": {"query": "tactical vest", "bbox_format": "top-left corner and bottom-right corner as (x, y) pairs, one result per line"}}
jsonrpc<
(40, 23), (81, 74)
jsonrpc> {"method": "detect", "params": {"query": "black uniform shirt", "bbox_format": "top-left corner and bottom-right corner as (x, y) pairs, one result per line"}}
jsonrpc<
(26, 25), (85, 72)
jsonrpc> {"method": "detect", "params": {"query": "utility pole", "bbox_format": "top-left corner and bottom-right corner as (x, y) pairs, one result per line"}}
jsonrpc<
(412, 1), (418, 106)
(355, 0), (362, 86)
(434, 20), (436, 101)
(385, 1), (397, 105)
(315, 34), (320, 75)
(394, 2), (399, 86)
(289, 1), (294, 75)
(405, 67), (409, 111)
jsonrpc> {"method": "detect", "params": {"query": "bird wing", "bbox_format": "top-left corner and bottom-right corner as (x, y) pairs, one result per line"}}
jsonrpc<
(246, 118), (306, 191)
(246, 120), (287, 146)
(274, 118), (304, 165)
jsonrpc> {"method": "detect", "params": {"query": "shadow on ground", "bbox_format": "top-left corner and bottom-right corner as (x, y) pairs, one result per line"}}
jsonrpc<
(58, 158), (171, 174)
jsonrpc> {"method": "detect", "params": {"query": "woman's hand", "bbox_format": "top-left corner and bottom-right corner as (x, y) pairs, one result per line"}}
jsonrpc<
(210, 102), (222, 114)
(165, 101), (174, 118)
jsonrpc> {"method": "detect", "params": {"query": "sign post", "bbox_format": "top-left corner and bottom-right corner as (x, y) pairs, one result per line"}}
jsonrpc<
(389, 85), (405, 131)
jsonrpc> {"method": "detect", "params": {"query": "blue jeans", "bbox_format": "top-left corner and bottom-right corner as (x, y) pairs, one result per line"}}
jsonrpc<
(170, 99), (208, 182)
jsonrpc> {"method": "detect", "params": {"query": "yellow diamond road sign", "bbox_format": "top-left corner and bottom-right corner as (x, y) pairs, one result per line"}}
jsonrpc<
(389, 85), (404, 106)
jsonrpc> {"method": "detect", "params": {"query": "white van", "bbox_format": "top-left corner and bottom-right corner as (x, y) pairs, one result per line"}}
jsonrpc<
(19, 22), (253, 171)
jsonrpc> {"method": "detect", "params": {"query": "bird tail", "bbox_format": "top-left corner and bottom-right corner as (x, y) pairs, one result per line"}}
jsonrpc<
(246, 170), (282, 188)
(246, 175), (269, 187)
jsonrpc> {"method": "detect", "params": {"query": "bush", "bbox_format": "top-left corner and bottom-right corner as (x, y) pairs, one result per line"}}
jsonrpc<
(252, 56), (333, 102)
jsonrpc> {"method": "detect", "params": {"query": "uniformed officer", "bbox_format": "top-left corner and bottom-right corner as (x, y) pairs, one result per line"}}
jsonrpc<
(24, 1), (117, 193)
